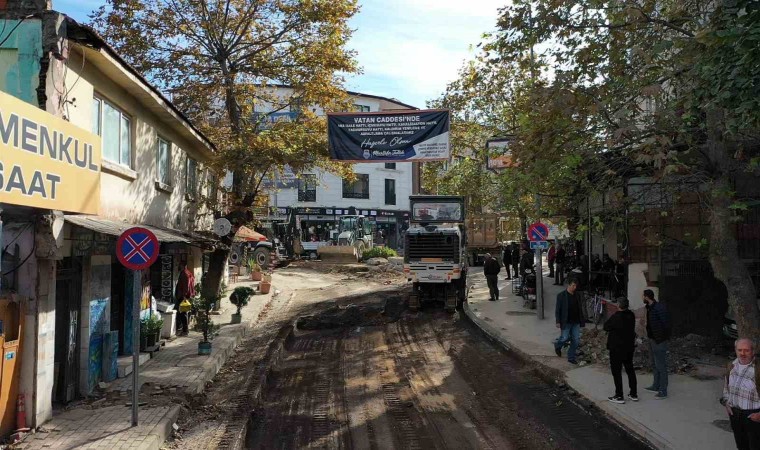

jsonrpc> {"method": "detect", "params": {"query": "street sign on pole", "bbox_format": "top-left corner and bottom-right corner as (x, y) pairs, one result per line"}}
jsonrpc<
(116, 227), (159, 271)
(116, 227), (159, 427)
(528, 223), (549, 319)
(528, 222), (549, 242)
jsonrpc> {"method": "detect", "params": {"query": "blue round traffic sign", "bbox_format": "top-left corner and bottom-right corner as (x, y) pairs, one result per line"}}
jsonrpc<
(116, 227), (159, 270)
(528, 222), (549, 242)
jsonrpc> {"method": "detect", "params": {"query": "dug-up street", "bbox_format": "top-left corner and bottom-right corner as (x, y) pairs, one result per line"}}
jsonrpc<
(170, 263), (647, 450)
(17, 263), (652, 450)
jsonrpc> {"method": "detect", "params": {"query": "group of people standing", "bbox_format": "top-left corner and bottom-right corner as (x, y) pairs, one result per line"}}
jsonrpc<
(553, 282), (672, 402)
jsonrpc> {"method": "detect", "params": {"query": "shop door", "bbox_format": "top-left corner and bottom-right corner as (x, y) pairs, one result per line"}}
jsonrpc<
(110, 263), (126, 354)
(53, 257), (82, 403)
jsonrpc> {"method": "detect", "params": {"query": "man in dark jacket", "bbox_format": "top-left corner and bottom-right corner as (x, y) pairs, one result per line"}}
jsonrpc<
(483, 253), (501, 301)
(502, 244), (512, 280)
(604, 298), (638, 404)
(511, 244), (520, 280)
(554, 277), (585, 364)
(643, 289), (671, 399)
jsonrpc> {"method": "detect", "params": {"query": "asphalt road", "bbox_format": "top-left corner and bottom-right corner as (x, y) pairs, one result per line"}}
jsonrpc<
(244, 280), (650, 450)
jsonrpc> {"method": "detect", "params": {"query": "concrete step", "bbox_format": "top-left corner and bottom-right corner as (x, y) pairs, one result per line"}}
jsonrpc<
(117, 354), (150, 378)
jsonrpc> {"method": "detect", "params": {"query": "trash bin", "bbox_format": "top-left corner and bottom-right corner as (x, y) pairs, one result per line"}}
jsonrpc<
(160, 311), (177, 339)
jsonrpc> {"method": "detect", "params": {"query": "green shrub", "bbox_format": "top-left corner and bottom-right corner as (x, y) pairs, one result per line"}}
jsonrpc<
(363, 247), (398, 261)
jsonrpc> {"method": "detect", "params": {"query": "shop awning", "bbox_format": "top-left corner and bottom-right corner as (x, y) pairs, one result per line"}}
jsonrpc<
(234, 226), (268, 242)
(64, 215), (216, 246)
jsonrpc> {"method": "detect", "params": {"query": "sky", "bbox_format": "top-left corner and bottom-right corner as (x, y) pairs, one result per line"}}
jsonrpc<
(53, 0), (506, 109)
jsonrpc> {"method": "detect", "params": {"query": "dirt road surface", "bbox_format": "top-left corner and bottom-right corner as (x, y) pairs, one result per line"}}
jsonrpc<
(166, 266), (649, 450)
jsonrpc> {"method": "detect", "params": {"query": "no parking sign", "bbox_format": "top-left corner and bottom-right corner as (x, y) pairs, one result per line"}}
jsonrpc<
(116, 227), (159, 270)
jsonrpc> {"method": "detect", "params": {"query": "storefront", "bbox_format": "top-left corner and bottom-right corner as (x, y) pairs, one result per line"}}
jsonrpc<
(287, 206), (410, 253)
(63, 216), (212, 395)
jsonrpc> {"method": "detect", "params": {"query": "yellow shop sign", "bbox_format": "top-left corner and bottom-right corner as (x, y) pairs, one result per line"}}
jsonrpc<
(0, 91), (101, 214)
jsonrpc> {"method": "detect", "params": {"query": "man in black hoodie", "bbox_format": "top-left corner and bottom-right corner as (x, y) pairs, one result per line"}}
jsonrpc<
(483, 253), (501, 301)
(604, 298), (638, 404)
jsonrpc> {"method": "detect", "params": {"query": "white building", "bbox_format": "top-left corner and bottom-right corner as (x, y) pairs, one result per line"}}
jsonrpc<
(263, 88), (422, 250)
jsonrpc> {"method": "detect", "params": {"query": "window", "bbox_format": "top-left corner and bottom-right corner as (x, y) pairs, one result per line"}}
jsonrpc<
(342, 174), (369, 199)
(384, 163), (396, 170)
(385, 179), (396, 205)
(353, 104), (370, 112)
(156, 137), (171, 185)
(93, 97), (131, 167)
(298, 174), (317, 202)
(186, 157), (198, 198)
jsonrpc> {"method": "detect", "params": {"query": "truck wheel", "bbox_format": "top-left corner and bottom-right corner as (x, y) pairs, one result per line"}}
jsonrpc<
(253, 247), (271, 269)
(356, 242), (366, 262)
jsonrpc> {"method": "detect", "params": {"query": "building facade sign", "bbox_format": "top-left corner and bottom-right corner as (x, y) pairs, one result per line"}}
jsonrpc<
(0, 91), (101, 214)
(327, 109), (450, 162)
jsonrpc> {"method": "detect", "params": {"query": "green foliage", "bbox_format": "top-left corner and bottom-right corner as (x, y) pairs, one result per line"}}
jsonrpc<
(140, 314), (163, 336)
(229, 286), (255, 314)
(191, 282), (221, 343)
(362, 247), (397, 261)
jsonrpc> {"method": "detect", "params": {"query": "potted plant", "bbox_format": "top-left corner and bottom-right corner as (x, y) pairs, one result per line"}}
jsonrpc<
(192, 289), (220, 355)
(259, 273), (272, 295)
(249, 258), (262, 281)
(229, 286), (255, 324)
(140, 315), (162, 349)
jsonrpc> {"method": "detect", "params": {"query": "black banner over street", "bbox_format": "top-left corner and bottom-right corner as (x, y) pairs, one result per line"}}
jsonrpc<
(327, 109), (450, 162)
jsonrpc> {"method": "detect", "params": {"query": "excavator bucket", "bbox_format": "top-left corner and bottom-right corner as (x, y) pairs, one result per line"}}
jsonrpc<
(317, 245), (360, 263)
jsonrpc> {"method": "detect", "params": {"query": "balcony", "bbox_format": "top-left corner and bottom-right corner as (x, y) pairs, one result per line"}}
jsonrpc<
(298, 190), (316, 202)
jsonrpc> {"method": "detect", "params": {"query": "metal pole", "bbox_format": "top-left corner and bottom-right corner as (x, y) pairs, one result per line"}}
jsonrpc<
(536, 247), (544, 319)
(132, 270), (140, 426)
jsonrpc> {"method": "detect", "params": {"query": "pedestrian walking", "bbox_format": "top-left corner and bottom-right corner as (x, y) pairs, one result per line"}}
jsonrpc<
(483, 253), (501, 301)
(721, 338), (760, 450)
(554, 243), (566, 286)
(642, 289), (671, 399)
(547, 241), (556, 278)
(175, 263), (196, 336)
(510, 243), (520, 282)
(503, 243), (513, 280)
(604, 297), (638, 404)
(554, 277), (585, 364)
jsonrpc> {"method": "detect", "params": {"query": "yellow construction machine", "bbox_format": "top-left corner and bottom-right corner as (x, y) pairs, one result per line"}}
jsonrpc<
(317, 215), (373, 263)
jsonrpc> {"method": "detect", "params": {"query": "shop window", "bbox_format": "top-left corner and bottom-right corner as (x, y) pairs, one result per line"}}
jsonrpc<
(385, 179), (396, 205)
(342, 174), (369, 199)
(186, 157), (198, 198)
(298, 174), (317, 202)
(157, 137), (171, 186)
(93, 96), (131, 167)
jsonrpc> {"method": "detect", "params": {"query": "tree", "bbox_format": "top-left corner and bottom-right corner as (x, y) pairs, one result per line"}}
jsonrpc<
(491, 0), (760, 337)
(427, 48), (613, 240)
(89, 0), (360, 298)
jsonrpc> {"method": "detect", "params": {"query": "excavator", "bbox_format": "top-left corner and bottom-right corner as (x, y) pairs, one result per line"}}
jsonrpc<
(317, 215), (373, 263)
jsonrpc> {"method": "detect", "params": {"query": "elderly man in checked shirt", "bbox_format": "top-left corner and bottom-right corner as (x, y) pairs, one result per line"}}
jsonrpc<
(722, 338), (760, 450)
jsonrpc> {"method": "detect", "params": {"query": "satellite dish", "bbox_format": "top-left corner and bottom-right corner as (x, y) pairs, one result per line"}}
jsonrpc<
(229, 252), (239, 264)
(53, 211), (65, 248)
(213, 218), (232, 236)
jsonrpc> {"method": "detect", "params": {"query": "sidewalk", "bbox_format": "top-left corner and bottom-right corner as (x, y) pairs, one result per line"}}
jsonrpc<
(465, 266), (735, 450)
(17, 277), (278, 450)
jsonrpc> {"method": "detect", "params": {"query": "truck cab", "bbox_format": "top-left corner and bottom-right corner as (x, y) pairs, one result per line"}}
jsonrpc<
(404, 196), (467, 311)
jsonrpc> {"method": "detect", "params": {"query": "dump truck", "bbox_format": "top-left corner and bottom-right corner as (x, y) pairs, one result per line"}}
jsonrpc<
(466, 213), (502, 266)
(317, 215), (373, 263)
(404, 195), (468, 312)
